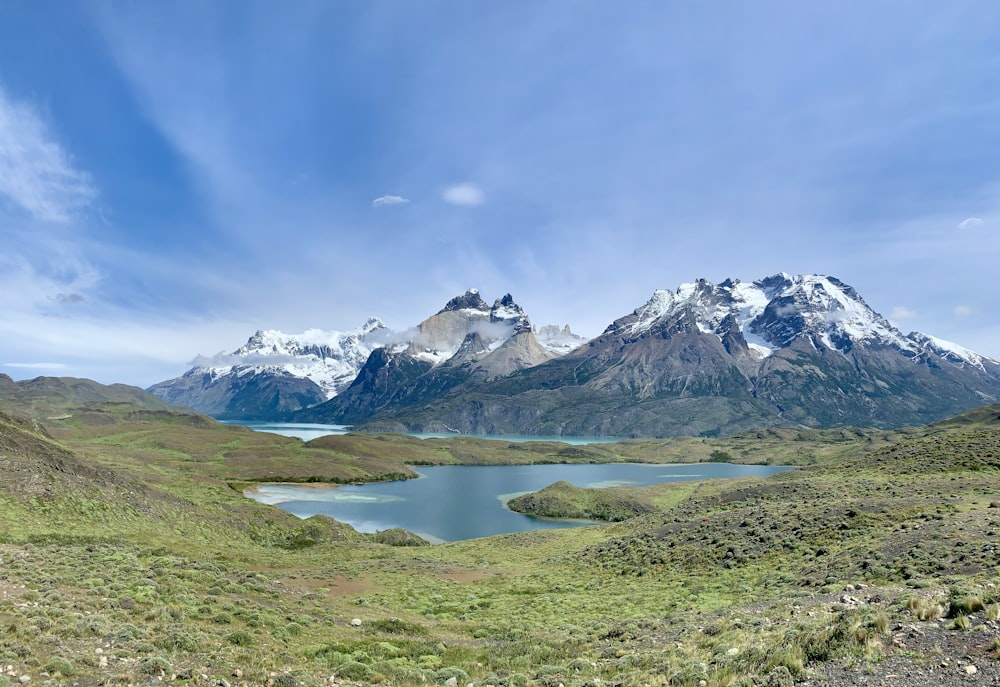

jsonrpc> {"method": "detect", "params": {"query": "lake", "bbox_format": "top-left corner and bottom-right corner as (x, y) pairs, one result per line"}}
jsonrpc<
(248, 463), (792, 543)
(227, 421), (623, 445)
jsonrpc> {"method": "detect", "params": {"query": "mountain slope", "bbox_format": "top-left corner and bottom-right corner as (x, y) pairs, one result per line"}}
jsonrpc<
(297, 290), (565, 424)
(343, 274), (1000, 437)
(148, 318), (386, 419)
(0, 374), (179, 420)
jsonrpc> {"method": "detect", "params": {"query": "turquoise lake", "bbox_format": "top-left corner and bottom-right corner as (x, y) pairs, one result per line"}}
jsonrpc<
(248, 463), (793, 543)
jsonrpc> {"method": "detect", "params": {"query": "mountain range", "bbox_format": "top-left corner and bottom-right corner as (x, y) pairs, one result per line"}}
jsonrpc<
(149, 275), (1000, 436)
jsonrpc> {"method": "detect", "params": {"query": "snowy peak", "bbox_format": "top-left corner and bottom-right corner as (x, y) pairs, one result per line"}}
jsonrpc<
(626, 274), (925, 358)
(907, 332), (995, 372)
(409, 291), (535, 364)
(751, 275), (909, 353)
(196, 318), (386, 398)
(490, 293), (532, 334)
(440, 288), (490, 314)
(535, 324), (587, 354)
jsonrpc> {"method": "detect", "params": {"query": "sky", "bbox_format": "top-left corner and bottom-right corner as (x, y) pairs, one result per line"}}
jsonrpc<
(1, 2), (999, 388)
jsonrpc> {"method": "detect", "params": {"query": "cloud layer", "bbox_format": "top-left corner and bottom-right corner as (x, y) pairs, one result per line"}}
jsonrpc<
(442, 183), (485, 207)
(0, 84), (96, 222)
(1, 4), (999, 386)
(957, 217), (985, 230)
(372, 194), (410, 208)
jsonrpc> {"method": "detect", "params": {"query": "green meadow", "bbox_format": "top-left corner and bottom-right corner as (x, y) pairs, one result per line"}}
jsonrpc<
(1, 400), (999, 686)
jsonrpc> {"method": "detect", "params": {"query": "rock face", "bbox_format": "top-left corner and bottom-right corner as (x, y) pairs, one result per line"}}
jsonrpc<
(148, 318), (386, 420)
(149, 290), (583, 422)
(296, 291), (563, 424)
(151, 275), (1000, 435)
(315, 274), (1000, 437)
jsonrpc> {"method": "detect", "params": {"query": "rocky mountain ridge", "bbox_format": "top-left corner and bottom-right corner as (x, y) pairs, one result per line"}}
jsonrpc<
(295, 274), (1000, 436)
(148, 274), (1000, 434)
(148, 290), (585, 420)
(146, 317), (388, 419)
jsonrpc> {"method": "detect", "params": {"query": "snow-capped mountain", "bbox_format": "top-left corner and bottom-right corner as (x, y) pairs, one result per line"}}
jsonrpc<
(219, 317), (386, 398)
(535, 324), (588, 354)
(325, 274), (1000, 437)
(621, 274), (987, 369)
(148, 318), (387, 418)
(150, 291), (585, 421)
(151, 275), (999, 433)
(403, 290), (533, 365)
(296, 290), (574, 424)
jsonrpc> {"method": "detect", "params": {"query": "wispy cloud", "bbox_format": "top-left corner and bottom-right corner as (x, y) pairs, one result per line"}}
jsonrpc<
(890, 306), (917, 321)
(372, 194), (410, 208)
(442, 182), (485, 207)
(954, 305), (972, 318)
(0, 83), (96, 222)
(3, 362), (68, 370)
(957, 217), (984, 230)
(0, 252), (100, 315)
(53, 293), (87, 305)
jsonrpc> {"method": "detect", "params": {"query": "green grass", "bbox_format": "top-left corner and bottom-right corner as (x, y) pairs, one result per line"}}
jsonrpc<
(507, 480), (656, 521)
(0, 403), (998, 685)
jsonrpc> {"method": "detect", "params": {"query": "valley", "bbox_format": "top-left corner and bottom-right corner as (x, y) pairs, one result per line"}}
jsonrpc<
(6, 7), (997, 686)
(1, 379), (998, 685)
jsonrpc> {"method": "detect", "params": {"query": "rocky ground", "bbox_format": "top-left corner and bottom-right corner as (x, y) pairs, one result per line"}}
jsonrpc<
(804, 619), (1000, 686)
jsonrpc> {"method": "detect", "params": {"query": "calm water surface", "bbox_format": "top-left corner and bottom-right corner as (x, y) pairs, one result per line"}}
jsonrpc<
(249, 463), (792, 543)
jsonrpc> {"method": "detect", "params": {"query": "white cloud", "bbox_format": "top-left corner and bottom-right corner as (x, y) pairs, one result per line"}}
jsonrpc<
(372, 194), (410, 207)
(890, 306), (917, 321)
(3, 362), (68, 370)
(442, 182), (485, 206)
(954, 305), (972, 318)
(0, 83), (96, 222)
(957, 217), (984, 230)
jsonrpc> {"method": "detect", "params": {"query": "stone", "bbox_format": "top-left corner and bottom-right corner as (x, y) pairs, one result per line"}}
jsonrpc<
(444, 678), (458, 687)
(350, 617), (362, 627)
(965, 665), (978, 675)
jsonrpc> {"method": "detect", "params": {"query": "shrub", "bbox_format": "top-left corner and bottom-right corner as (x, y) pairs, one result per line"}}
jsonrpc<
(369, 618), (427, 635)
(906, 596), (946, 621)
(948, 595), (985, 618)
(334, 660), (373, 681)
(155, 627), (201, 652)
(140, 656), (172, 675)
(986, 604), (1000, 621)
(433, 667), (470, 683)
(227, 630), (253, 646)
(43, 656), (74, 676)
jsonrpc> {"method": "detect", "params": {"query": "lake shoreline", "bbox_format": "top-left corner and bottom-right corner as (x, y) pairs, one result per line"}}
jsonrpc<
(247, 463), (794, 542)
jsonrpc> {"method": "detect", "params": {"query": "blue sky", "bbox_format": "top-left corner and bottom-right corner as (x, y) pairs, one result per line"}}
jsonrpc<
(1, 2), (999, 387)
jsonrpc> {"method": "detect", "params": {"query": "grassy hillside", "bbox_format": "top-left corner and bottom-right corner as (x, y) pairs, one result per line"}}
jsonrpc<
(507, 480), (656, 521)
(1, 394), (999, 686)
